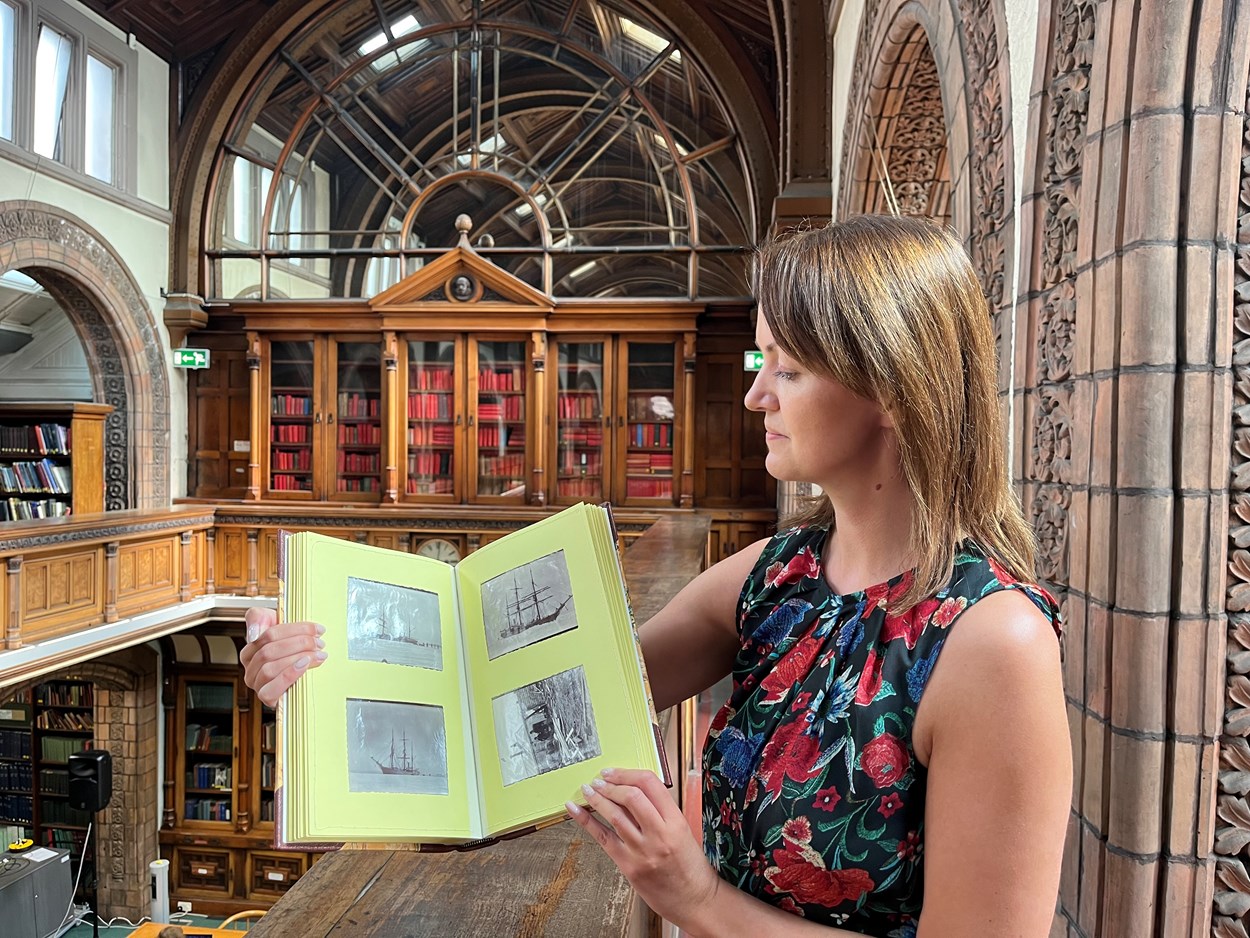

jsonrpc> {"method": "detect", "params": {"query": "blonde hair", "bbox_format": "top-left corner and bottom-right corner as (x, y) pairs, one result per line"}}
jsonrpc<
(753, 214), (1036, 610)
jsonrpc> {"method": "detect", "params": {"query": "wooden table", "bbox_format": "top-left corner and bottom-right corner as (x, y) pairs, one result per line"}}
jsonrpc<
(126, 925), (242, 937)
(248, 824), (633, 937)
(249, 513), (712, 938)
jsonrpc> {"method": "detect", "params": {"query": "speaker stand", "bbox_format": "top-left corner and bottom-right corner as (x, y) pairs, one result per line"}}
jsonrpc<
(88, 818), (98, 938)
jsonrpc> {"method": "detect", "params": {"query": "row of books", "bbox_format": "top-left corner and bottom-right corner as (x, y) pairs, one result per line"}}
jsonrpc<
(185, 799), (232, 822)
(271, 424), (310, 443)
(40, 737), (85, 763)
(407, 478), (454, 495)
(478, 367), (524, 391)
(42, 827), (87, 851)
(478, 455), (525, 477)
(477, 425), (524, 448)
(0, 761), (31, 787)
(626, 452), (674, 475)
(35, 711), (92, 731)
(408, 394), (454, 420)
(35, 682), (91, 707)
(557, 452), (602, 475)
(338, 477), (379, 493)
(0, 730), (31, 759)
(186, 725), (233, 754)
(188, 763), (232, 789)
(556, 479), (604, 499)
(260, 798), (275, 822)
(408, 424), (455, 446)
(0, 794), (32, 824)
(338, 423), (381, 445)
(261, 721), (277, 751)
(338, 393), (380, 418)
(39, 769), (69, 796)
(409, 452), (452, 476)
(187, 684), (232, 709)
(625, 478), (674, 499)
(558, 427), (603, 447)
(261, 754), (275, 788)
(272, 394), (313, 416)
(271, 473), (313, 491)
(409, 366), (453, 390)
(628, 423), (673, 448)
(556, 395), (600, 419)
(272, 450), (312, 471)
(1, 499), (71, 521)
(40, 800), (90, 826)
(477, 398), (524, 420)
(0, 423), (70, 456)
(337, 452), (379, 473)
(0, 460), (71, 495)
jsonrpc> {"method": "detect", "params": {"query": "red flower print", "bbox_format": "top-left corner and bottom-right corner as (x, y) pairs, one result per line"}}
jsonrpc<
(758, 719), (822, 796)
(854, 648), (883, 706)
(987, 555), (1016, 586)
(896, 831), (921, 860)
(932, 596), (969, 629)
(790, 692), (813, 713)
(765, 842), (876, 908)
(782, 816), (812, 844)
(708, 704), (734, 735)
(745, 777), (759, 802)
(760, 636), (822, 705)
(778, 897), (804, 916)
(861, 732), (910, 787)
(764, 546), (821, 588)
(813, 787), (842, 812)
(863, 573), (913, 613)
(880, 596), (939, 649)
(878, 793), (903, 818)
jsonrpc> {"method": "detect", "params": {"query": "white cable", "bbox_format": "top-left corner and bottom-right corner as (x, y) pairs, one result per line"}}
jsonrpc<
(55, 820), (92, 933)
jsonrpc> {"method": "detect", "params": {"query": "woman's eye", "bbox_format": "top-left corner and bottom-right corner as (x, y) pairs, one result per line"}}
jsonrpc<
(773, 370), (796, 381)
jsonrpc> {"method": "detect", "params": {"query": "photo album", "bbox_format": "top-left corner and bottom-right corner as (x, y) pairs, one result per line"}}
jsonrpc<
(274, 502), (668, 848)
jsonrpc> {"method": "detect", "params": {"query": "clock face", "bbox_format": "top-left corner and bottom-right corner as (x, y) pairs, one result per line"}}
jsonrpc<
(417, 538), (462, 563)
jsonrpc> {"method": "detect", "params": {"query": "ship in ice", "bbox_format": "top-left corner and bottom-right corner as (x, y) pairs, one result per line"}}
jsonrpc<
(372, 729), (420, 775)
(503, 570), (572, 638)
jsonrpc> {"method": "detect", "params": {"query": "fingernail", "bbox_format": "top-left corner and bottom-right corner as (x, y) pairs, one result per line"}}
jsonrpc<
(565, 801), (581, 817)
(590, 777), (606, 789)
(315, 623), (326, 635)
(581, 783), (595, 798)
(601, 767), (616, 778)
(246, 625), (260, 643)
(314, 651), (328, 661)
(314, 637), (326, 649)
(294, 656), (310, 670)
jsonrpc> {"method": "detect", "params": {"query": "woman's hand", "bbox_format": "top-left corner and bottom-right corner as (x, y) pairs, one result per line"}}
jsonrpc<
(567, 767), (720, 931)
(238, 607), (327, 706)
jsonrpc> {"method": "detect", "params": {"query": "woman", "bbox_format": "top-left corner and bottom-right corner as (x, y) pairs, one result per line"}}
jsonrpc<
(241, 216), (1070, 937)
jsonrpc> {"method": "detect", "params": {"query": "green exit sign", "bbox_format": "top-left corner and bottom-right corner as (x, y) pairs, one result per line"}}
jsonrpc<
(743, 350), (764, 371)
(173, 348), (211, 369)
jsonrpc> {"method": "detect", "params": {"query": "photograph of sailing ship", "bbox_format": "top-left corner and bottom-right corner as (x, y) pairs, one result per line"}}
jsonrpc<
(480, 550), (578, 660)
(492, 666), (601, 785)
(346, 698), (449, 795)
(346, 577), (443, 671)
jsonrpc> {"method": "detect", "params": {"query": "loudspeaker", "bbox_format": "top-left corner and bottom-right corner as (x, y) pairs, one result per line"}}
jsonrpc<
(67, 750), (112, 813)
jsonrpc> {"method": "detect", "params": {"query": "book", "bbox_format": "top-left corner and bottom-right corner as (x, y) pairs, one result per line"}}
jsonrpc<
(276, 502), (666, 848)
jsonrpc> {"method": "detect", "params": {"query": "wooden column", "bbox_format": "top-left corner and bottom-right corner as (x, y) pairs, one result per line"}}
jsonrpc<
(204, 528), (216, 594)
(160, 672), (178, 829)
(5, 556), (22, 650)
(104, 541), (119, 623)
(398, 532), (412, 553)
(246, 332), (262, 500)
(246, 529), (259, 597)
(179, 531), (193, 601)
(382, 330), (400, 504)
(530, 330), (547, 506)
(680, 332), (696, 508)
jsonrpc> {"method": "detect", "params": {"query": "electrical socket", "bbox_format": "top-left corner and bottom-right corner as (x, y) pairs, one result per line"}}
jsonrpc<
(176, 901), (192, 914)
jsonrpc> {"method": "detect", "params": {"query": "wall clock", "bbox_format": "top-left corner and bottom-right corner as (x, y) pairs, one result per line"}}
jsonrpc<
(417, 537), (462, 563)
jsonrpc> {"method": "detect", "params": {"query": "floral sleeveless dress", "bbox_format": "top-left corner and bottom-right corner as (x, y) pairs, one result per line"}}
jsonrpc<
(701, 526), (1060, 937)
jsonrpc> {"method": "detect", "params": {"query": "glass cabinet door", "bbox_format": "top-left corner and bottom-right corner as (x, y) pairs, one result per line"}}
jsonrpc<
(403, 339), (459, 501)
(182, 679), (237, 828)
(267, 339), (315, 496)
(331, 340), (383, 500)
(619, 340), (677, 504)
(553, 339), (607, 504)
(257, 704), (276, 826)
(471, 339), (528, 501)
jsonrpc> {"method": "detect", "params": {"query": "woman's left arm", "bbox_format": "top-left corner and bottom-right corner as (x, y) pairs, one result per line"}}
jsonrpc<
(912, 588), (1071, 937)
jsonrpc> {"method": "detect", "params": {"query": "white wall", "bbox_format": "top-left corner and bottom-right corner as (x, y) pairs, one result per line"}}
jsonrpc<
(828, 0), (866, 209)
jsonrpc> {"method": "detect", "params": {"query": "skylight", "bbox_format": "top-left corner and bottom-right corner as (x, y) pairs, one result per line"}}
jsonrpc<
(456, 133), (507, 167)
(0, 269), (39, 292)
(620, 17), (680, 63)
(653, 132), (689, 157)
(514, 191), (549, 218)
(568, 261), (597, 280)
(359, 14), (424, 69)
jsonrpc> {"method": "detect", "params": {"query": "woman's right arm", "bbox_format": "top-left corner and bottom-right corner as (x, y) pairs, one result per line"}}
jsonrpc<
(240, 537), (767, 711)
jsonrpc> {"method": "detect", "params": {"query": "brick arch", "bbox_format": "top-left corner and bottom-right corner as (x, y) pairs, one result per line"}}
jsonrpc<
(0, 203), (171, 509)
(837, 0), (1014, 322)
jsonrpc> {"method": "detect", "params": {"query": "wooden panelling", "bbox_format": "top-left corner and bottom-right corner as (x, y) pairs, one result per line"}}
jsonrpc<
(365, 532), (406, 552)
(261, 531), (281, 593)
(175, 847), (234, 896)
(216, 529), (247, 590)
(21, 550), (101, 640)
(115, 536), (180, 617)
(247, 851), (306, 899)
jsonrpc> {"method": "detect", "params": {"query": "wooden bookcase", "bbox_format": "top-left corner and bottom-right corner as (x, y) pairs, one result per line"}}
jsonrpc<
(0, 403), (112, 520)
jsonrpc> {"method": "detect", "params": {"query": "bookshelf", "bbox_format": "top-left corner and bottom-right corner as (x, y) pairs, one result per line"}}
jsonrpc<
(473, 339), (528, 500)
(32, 680), (95, 900)
(554, 340), (605, 503)
(334, 341), (383, 497)
(258, 705), (276, 825)
(182, 680), (235, 825)
(269, 339), (316, 494)
(404, 339), (459, 500)
(620, 342), (676, 503)
(0, 700), (33, 843)
(0, 403), (112, 520)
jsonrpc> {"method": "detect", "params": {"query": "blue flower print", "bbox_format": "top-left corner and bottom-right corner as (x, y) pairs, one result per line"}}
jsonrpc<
(750, 598), (812, 648)
(714, 726), (765, 788)
(905, 639), (945, 703)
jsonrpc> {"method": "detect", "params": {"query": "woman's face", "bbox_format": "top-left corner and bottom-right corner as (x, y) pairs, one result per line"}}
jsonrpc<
(744, 313), (893, 488)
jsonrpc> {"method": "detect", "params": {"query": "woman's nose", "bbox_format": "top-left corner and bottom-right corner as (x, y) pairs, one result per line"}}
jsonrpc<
(744, 369), (771, 411)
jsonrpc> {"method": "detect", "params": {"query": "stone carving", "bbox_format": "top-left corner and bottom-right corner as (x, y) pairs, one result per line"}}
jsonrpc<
(885, 53), (946, 218)
(0, 515), (214, 553)
(1214, 73), (1250, 938)
(1028, 0), (1095, 589)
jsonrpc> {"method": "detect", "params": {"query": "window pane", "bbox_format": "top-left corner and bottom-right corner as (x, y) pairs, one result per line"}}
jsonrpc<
(85, 55), (115, 183)
(33, 25), (72, 160)
(0, 3), (14, 141)
(231, 158), (252, 243)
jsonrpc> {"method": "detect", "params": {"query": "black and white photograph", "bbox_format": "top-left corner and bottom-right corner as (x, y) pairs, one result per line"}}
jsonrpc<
(346, 577), (442, 670)
(346, 698), (449, 795)
(480, 550), (578, 660)
(492, 666), (601, 786)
